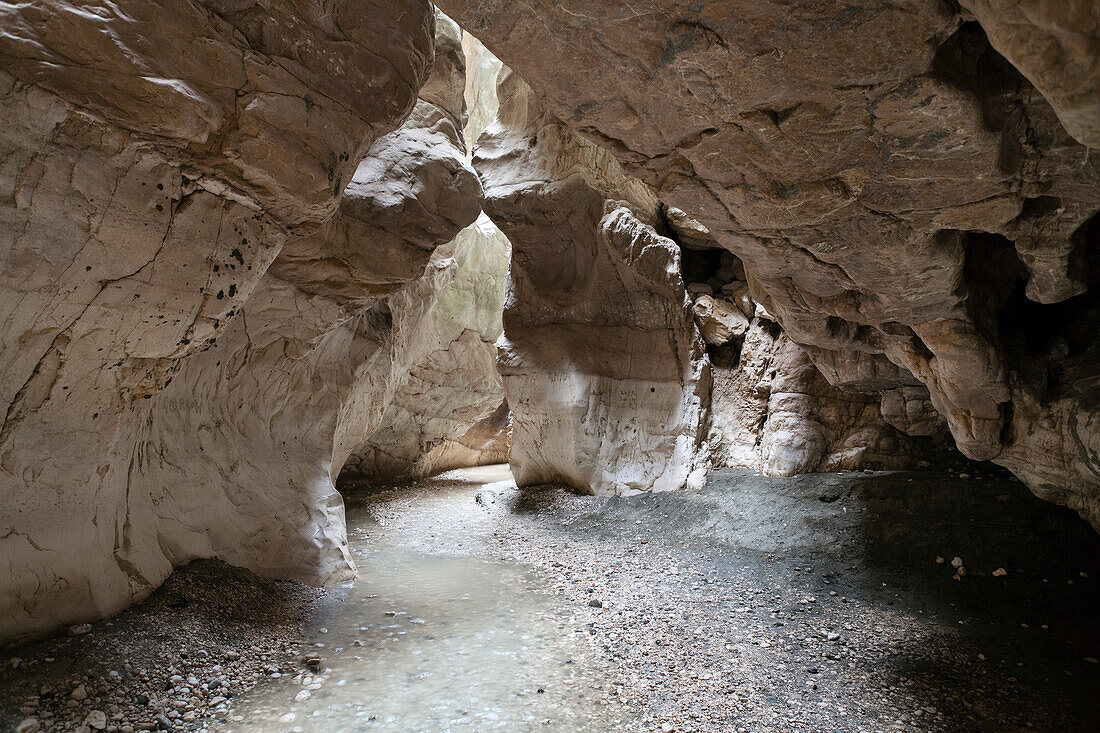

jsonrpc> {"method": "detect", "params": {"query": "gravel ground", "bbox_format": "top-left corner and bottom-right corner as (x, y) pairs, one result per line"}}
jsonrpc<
(3, 464), (1099, 732)
(0, 563), (322, 733)
(472, 466), (1100, 732)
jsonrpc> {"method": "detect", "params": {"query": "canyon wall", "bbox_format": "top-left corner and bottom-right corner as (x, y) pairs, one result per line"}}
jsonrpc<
(476, 69), (709, 495)
(439, 0), (1100, 528)
(470, 51), (948, 491)
(337, 213), (511, 483)
(0, 2), (505, 646)
(2, 0), (1097, 647)
(675, 224), (950, 476)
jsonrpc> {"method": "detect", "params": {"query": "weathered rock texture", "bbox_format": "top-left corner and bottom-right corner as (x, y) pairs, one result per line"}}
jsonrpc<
(675, 224), (950, 476)
(0, 2), (504, 646)
(338, 213), (511, 482)
(461, 31), (503, 156)
(438, 1), (1100, 528)
(477, 69), (709, 495)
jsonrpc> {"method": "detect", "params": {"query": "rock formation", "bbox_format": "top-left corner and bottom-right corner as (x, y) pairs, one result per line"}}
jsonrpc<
(2, 0), (1098, 650)
(338, 213), (511, 483)
(674, 217), (951, 476)
(468, 48), (949, 491)
(0, 2), (504, 646)
(476, 69), (709, 495)
(438, 0), (1100, 528)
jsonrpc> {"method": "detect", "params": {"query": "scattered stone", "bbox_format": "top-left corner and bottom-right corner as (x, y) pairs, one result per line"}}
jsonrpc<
(588, 599), (604, 608)
(69, 624), (93, 636)
(993, 568), (1008, 577)
(85, 709), (108, 730)
(15, 718), (40, 733)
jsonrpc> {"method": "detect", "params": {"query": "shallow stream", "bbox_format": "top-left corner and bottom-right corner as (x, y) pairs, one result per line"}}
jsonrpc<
(224, 466), (630, 732)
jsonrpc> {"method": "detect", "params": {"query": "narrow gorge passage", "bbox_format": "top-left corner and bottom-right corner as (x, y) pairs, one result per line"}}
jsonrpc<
(4, 464), (1098, 732)
(2, 1), (1100, 732)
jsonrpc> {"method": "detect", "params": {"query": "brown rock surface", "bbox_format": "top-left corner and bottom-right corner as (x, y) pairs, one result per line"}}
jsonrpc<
(437, 0), (1100, 527)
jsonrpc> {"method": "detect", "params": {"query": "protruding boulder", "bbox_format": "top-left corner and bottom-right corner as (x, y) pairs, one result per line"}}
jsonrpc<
(692, 295), (750, 346)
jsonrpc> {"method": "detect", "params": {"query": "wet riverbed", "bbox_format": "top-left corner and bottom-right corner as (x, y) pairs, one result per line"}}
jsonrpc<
(224, 466), (633, 732)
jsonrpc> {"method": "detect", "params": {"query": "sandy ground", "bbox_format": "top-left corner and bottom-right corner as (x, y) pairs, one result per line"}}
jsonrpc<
(3, 464), (1099, 732)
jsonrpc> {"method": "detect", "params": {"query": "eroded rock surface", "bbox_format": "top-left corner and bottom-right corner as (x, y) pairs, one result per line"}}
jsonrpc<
(476, 69), (708, 495)
(438, 0), (1100, 527)
(337, 214), (511, 482)
(0, 1), (489, 645)
(676, 226), (950, 476)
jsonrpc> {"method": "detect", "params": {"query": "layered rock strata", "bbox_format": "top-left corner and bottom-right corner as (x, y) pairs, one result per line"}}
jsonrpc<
(0, 2), (492, 645)
(476, 69), (709, 495)
(438, 0), (1100, 527)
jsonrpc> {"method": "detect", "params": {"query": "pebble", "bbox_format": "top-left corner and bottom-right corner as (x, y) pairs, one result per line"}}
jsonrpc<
(16, 718), (40, 733)
(294, 689), (312, 702)
(992, 568), (1007, 577)
(588, 599), (604, 608)
(85, 710), (108, 730)
(69, 623), (93, 636)
(71, 684), (89, 701)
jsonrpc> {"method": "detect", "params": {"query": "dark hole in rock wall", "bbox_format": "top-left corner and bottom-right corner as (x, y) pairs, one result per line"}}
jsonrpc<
(931, 21), (1024, 102)
(680, 247), (751, 369)
(681, 247), (723, 286)
(962, 217), (1100, 415)
(708, 341), (741, 369)
(999, 215), (1100, 397)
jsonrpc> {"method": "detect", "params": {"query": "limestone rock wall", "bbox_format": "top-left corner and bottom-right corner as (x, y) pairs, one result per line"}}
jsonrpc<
(337, 213), (511, 482)
(675, 217), (950, 476)
(709, 317), (951, 476)
(0, 0), (483, 646)
(475, 69), (709, 495)
(126, 57), (484, 606)
(437, 0), (1100, 528)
